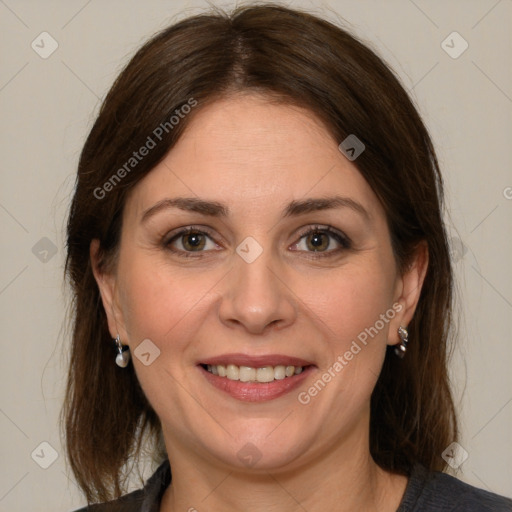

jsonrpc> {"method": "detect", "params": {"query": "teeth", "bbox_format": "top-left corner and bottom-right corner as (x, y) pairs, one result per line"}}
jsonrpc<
(205, 363), (305, 382)
(226, 364), (239, 380)
(239, 366), (256, 382)
(274, 365), (286, 380)
(256, 366), (274, 383)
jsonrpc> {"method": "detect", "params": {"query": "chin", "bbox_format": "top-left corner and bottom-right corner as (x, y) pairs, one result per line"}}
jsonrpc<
(198, 419), (315, 472)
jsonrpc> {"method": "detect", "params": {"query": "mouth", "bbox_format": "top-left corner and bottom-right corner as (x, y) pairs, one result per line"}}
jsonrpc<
(198, 354), (315, 402)
(201, 363), (306, 383)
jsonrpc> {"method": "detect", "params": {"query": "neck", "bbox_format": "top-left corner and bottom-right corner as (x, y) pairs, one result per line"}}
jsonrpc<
(160, 428), (408, 512)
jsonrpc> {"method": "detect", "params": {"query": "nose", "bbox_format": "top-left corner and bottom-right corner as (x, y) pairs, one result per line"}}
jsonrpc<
(218, 248), (297, 335)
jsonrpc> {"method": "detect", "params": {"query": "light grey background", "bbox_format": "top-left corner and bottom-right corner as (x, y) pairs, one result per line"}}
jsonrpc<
(0, 1), (511, 510)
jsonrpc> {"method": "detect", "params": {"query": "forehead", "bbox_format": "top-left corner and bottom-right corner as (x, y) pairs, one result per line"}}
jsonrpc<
(178, 94), (338, 160)
(124, 94), (384, 224)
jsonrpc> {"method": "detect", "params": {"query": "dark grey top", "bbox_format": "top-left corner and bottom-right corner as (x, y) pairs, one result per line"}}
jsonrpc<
(74, 459), (512, 511)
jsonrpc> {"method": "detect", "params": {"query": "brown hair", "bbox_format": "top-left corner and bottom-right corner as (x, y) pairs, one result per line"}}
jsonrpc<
(62, 3), (458, 503)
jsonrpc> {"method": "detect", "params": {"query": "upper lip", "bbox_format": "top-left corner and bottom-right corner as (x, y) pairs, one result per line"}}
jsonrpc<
(200, 353), (315, 368)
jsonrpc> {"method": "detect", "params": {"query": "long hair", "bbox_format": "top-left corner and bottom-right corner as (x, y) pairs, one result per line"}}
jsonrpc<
(62, 3), (457, 503)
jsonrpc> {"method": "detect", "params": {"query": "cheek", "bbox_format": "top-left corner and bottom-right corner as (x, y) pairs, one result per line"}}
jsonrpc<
(116, 259), (217, 412)
(118, 257), (212, 349)
(295, 263), (397, 418)
(299, 259), (397, 352)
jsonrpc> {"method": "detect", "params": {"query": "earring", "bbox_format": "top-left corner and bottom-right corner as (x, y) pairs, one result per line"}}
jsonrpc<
(394, 326), (409, 359)
(114, 334), (130, 368)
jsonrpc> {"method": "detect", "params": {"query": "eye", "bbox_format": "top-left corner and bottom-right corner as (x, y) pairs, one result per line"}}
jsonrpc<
(290, 225), (351, 256)
(164, 227), (219, 256)
(163, 225), (350, 259)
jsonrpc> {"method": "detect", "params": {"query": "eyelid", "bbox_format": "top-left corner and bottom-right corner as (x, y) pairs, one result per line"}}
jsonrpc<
(163, 223), (351, 258)
(293, 224), (351, 246)
(163, 225), (217, 244)
(163, 225), (221, 257)
(288, 225), (351, 260)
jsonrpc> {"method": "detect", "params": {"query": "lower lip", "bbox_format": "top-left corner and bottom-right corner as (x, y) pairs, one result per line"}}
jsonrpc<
(199, 365), (314, 402)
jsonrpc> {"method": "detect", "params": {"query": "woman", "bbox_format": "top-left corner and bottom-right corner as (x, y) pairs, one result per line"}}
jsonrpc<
(63, 3), (512, 511)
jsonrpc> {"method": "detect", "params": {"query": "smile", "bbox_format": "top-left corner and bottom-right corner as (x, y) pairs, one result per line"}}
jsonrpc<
(198, 354), (315, 402)
(203, 363), (304, 383)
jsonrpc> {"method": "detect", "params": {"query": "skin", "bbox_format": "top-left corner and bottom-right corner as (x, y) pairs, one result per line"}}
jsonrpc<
(92, 93), (428, 512)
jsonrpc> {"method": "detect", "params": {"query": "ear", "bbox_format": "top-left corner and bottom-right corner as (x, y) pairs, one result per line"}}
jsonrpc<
(388, 241), (429, 346)
(90, 239), (129, 344)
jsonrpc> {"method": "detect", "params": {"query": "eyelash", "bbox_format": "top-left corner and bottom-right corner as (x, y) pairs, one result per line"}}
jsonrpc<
(163, 225), (351, 259)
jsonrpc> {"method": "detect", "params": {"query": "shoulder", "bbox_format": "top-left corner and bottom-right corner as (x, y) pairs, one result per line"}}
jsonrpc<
(70, 459), (171, 512)
(431, 473), (512, 511)
(71, 490), (145, 511)
(398, 463), (512, 511)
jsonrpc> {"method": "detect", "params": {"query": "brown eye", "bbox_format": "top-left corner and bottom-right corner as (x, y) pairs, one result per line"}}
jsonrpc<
(305, 232), (330, 251)
(181, 232), (206, 251)
(290, 225), (351, 258)
(164, 227), (219, 256)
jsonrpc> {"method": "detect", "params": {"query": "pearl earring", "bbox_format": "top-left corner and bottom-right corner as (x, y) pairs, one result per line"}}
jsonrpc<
(394, 326), (409, 358)
(114, 334), (130, 368)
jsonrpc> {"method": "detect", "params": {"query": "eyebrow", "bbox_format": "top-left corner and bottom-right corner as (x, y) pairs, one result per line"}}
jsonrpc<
(141, 195), (370, 223)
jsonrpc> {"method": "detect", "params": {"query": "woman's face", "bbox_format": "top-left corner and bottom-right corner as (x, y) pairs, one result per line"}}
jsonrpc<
(95, 94), (424, 473)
